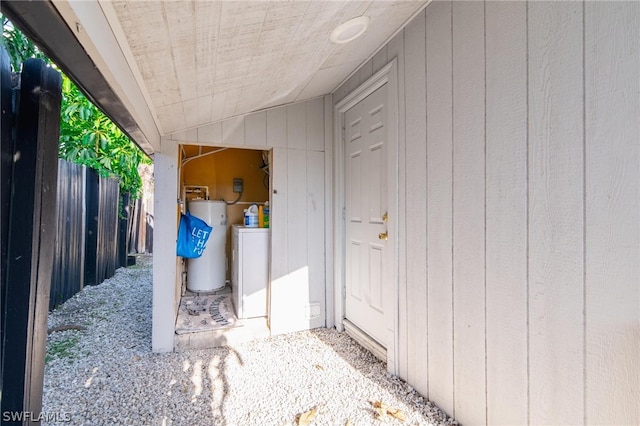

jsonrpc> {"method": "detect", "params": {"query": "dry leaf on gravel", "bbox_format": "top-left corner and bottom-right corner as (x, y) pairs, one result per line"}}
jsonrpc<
(371, 400), (406, 422)
(388, 407), (407, 422)
(297, 406), (318, 425)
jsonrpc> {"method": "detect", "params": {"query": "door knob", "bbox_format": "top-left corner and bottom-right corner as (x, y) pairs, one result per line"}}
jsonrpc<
(378, 231), (388, 240)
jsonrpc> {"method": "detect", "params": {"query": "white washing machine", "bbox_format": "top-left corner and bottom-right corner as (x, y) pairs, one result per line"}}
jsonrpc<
(231, 225), (270, 318)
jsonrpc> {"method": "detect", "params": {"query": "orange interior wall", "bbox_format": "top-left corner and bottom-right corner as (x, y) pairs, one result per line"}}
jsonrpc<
(181, 147), (269, 279)
(211, 148), (269, 225)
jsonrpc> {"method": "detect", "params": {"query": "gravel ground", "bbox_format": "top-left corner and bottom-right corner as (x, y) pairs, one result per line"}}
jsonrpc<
(43, 255), (457, 426)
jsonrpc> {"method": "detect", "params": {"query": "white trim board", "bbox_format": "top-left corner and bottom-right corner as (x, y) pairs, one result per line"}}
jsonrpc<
(51, 0), (160, 151)
(343, 319), (386, 363)
(333, 59), (399, 375)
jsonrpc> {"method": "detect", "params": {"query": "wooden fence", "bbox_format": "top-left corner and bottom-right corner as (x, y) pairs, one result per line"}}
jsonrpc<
(50, 162), (151, 309)
(1, 49), (152, 418)
(1, 54), (62, 421)
(50, 159), (86, 309)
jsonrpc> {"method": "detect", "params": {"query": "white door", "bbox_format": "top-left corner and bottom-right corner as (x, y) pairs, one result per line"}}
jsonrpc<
(344, 83), (392, 347)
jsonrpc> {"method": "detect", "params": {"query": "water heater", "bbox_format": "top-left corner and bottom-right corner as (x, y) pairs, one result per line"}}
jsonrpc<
(187, 200), (227, 292)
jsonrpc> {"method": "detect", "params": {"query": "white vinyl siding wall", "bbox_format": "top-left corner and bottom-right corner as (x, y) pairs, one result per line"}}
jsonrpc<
(333, 1), (639, 425)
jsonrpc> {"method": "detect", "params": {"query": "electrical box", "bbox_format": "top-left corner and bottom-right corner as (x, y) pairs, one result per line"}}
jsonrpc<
(233, 178), (243, 193)
(183, 185), (209, 202)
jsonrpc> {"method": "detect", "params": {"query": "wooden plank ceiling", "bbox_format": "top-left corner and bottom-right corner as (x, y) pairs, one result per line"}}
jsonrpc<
(108, 0), (427, 135)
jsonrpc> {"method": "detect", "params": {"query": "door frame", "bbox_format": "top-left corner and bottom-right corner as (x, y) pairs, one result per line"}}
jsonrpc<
(333, 59), (399, 374)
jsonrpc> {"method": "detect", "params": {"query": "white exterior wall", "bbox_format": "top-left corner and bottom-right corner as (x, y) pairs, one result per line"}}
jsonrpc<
(152, 97), (330, 352)
(333, 1), (639, 425)
(152, 138), (179, 353)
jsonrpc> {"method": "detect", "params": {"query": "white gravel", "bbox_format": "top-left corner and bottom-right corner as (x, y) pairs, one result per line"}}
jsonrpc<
(43, 255), (457, 426)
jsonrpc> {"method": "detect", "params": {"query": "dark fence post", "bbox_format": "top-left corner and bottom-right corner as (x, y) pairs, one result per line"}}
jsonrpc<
(84, 168), (99, 286)
(1, 58), (62, 421)
(0, 46), (14, 412)
(118, 192), (130, 267)
(94, 176), (119, 284)
(146, 210), (154, 254)
(50, 160), (86, 310)
(125, 195), (153, 255)
(106, 178), (119, 277)
(85, 174), (121, 286)
(129, 197), (143, 254)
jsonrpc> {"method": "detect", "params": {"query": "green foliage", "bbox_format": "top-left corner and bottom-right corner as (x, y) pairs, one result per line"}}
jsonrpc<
(2, 15), (149, 197)
(46, 335), (79, 363)
(58, 76), (150, 196)
(1, 16), (49, 71)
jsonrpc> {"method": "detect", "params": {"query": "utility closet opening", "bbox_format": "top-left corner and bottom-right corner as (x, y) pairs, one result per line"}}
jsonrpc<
(175, 144), (272, 350)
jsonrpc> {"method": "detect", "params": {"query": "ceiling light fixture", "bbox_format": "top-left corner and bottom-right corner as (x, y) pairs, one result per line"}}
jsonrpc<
(330, 16), (370, 44)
